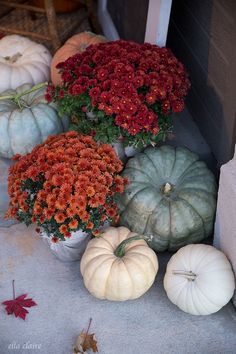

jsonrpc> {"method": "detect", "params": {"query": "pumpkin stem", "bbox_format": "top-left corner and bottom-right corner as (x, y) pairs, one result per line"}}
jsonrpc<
(162, 182), (173, 194)
(0, 82), (48, 103)
(4, 52), (22, 64)
(114, 234), (153, 258)
(172, 270), (197, 281)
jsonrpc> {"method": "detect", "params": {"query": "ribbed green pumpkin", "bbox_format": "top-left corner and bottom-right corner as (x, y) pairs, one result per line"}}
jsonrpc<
(117, 145), (217, 252)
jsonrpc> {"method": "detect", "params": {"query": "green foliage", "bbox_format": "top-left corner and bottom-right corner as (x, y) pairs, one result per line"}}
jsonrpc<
(56, 92), (173, 148)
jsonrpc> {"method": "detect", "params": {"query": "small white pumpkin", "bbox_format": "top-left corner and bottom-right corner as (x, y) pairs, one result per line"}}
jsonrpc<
(0, 83), (69, 158)
(0, 35), (52, 92)
(164, 244), (235, 315)
(80, 226), (158, 301)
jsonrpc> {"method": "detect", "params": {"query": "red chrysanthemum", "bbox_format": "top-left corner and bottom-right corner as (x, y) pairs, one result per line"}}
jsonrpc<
(48, 40), (190, 147)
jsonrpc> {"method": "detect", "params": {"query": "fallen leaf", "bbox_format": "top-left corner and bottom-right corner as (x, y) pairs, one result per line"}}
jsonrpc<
(73, 318), (98, 354)
(73, 333), (98, 354)
(2, 280), (37, 320)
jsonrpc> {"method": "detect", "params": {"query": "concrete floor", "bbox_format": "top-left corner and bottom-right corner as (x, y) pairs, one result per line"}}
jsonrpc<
(0, 223), (235, 354)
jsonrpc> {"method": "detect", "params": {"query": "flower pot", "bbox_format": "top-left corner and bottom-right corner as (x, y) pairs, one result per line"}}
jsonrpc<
(124, 145), (141, 158)
(41, 229), (90, 262)
(111, 141), (126, 161)
(112, 141), (142, 160)
(85, 111), (140, 160)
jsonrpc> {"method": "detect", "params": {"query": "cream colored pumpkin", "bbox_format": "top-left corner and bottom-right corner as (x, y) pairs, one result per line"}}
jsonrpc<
(80, 226), (158, 301)
(164, 244), (235, 315)
(0, 83), (69, 158)
(0, 35), (52, 93)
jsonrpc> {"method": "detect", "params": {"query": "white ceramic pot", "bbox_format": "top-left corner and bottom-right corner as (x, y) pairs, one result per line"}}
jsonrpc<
(111, 141), (142, 161)
(111, 141), (126, 161)
(124, 145), (141, 158)
(41, 229), (90, 262)
(86, 111), (97, 121)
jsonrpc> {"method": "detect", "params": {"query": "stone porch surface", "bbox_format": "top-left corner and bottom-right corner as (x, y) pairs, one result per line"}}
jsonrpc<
(0, 110), (235, 354)
(0, 223), (235, 354)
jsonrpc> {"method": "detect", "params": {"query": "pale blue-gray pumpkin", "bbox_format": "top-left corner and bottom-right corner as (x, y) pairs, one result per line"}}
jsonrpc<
(117, 145), (217, 252)
(0, 83), (69, 158)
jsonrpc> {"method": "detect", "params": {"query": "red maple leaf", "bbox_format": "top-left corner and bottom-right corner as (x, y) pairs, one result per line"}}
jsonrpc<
(2, 280), (37, 320)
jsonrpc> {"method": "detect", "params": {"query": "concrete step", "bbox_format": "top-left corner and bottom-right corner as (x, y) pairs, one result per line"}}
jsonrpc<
(167, 108), (217, 173)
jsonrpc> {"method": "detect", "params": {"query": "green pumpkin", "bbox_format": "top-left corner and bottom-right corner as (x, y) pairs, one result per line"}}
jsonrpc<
(117, 145), (217, 252)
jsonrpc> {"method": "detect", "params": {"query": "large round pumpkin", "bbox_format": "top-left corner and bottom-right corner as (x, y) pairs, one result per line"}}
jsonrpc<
(80, 226), (158, 301)
(164, 244), (235, 315)
(0, 35), (52, 93)
(118, 145), (217, 252)
(51, 31), (107, 86)
(0, 83), (69, 158)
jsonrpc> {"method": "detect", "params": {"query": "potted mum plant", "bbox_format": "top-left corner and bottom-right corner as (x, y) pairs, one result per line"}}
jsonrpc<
(6, 131), (128, 261)
(46, 40), (190, 157)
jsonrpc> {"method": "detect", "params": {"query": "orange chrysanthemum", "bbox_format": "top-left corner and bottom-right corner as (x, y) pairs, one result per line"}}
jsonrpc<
(44, 209), (54, 220)
(66, 207), (76, 218)
(86, 221), (94, 229)
(106, 208), (116, 218)
(68, 219), (78, 229)
(64, 231), (72, 238)
(76, 197), (87, 210)
(39, 215), (46, 223)
(114, 184), (125, 193)
(31, 216), (37, 223)
(20, 203), (28, 213)
(86, 186), (95, 197)
(59, 224), (68, 235)
(6, 131), (127, 241)
(55, 198), (67, 211)
(92, 229), (101, 237)
(52, 174), (64, 186)
(60, 183), (72, 195)
(33, 205), (42, 216)
(78, 210), (90, 222)
(114, 175), (123, 185)
(100, 214), (107, 222)
(54, 212), (66, 223)
(37, 190), (47, 201)
(43, 181), (52, 192)
(46, 194), (57, 206)
(88, 199), (100, 208)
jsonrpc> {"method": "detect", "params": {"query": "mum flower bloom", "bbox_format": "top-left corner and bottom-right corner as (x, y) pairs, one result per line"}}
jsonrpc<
(68, 219), (79, 229)
(54, 212), (66, 223)
(48, 40), (190, 148)
(6, 132), (126, 241)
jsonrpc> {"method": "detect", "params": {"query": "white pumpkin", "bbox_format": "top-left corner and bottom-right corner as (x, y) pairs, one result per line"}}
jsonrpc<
(0, 35), (52, 92)
(0, 83), (69, 158)
(80, 226), (158, 301)
(164, 244), (235, 315)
